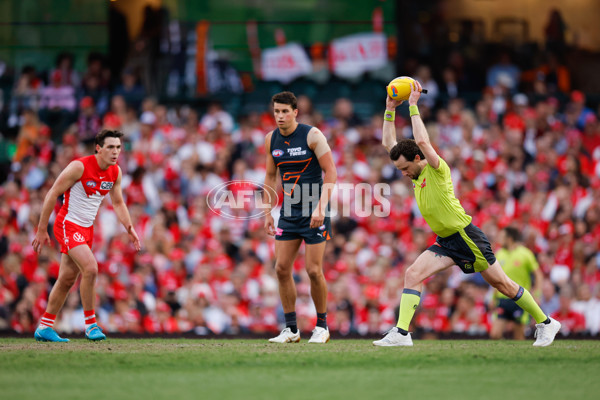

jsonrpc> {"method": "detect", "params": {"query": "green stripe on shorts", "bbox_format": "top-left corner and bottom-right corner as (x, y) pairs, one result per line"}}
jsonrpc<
(458, 228), (489, 273)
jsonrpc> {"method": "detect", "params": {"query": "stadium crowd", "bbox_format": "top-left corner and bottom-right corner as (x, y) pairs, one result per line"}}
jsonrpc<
(0, 50), (599, 338)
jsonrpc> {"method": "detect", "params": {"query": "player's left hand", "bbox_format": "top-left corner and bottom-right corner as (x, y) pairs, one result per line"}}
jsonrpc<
(128, 226), (142, 251)
(310, 208), (325, 229)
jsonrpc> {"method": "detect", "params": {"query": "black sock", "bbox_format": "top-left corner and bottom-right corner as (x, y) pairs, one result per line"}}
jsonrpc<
(396, 327), (408, 336)
(543, 317), (551, 325)
(316, 312), (327, 329)
(285, 312), (297, 333)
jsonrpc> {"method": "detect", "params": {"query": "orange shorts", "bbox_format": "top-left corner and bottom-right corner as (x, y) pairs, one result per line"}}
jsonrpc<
(53, 220), (94, 254)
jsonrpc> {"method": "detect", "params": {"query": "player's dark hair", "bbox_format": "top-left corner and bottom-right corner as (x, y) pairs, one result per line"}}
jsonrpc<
(389, 139), (425, 162)
(271, 91), (297, 110)
(504, 226), (521, 242)
(95, 129), (124, 153)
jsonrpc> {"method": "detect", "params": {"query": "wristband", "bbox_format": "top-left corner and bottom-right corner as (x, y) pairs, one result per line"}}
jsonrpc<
(384, 110), (395, 122)
(409, 105), (420, 117)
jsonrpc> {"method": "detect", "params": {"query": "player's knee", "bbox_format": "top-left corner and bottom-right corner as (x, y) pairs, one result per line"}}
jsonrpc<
(57, 275), (77, 291)
(64, 274), (78, 288)
(274, 263), (292, 280)
(404, 266), (422, 287)
(81, 264), (98, 280)
(305, 265), (323, 282)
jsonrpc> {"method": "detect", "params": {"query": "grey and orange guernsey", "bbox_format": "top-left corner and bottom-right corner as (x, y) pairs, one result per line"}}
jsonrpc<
(270, 123), (331, 244)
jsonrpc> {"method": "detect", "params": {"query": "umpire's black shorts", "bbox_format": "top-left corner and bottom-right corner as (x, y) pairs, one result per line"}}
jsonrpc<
(427, 223), (496, 274)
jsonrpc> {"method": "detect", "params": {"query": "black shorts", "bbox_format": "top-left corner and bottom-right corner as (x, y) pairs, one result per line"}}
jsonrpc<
(427, 223), (496, 274)
(276, 215), (332, 245)
(495, 299), (527, 323)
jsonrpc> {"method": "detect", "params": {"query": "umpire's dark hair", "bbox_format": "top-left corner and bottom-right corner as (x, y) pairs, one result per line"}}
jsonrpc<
(504, 226), (522, 242)
(95, 129), (124, 153)
(389, 139), (425, 162)
(271, 91), (297, 110)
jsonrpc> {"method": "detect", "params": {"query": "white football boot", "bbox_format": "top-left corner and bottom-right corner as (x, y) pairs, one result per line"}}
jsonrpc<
(308, 327), (330, 344)
(373, 328), (413, 347)
(268, 327), (301, 343)
(533, 317), (561, 347)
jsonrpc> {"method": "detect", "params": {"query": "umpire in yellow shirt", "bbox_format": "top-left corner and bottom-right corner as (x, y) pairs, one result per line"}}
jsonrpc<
(490, 227), (544, 340)
(373, 80), (560, 347)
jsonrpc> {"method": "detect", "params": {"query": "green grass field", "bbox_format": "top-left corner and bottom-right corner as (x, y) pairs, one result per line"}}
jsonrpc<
(1, 339), (599, 400)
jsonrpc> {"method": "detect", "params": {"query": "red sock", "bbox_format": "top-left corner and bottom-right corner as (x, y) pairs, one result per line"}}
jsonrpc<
(84, 310), (97, 327)
(40, 312), (56, 328)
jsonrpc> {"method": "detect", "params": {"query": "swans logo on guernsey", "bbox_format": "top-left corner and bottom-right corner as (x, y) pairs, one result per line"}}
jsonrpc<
(272, 149), (284, 157)
(73, 232), (86, 243)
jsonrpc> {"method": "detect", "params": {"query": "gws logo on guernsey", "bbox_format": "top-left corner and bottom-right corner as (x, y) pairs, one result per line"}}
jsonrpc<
(272, 149), (284, 157)
(85, 180), (97, 188)
(73, 232), (86, 243)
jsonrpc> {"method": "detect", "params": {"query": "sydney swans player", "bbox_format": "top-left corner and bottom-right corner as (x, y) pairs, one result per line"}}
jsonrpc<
(264, 92), (337, 344)
(32, 129), (141, 342)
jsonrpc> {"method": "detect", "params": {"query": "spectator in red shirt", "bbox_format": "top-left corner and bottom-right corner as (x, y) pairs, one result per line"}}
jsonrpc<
(450, 294), (487, 335)
(551, 286), (586, 335)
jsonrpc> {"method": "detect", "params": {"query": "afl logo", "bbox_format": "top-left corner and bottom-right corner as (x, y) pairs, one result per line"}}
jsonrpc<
(86, 180), (97, 188)
(272, 149), (284, 157)
(73, 232), (86, 243)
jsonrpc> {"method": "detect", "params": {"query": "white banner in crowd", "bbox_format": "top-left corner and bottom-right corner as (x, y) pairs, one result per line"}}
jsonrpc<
(261, 43), (312, 83)
(330, 32), (387, 79)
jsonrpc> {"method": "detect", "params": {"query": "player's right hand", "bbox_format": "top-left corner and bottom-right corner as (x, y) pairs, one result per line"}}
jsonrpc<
(128, 226), (142, 252)
(32, 229), (51, 254)
(408, 80), (423, 106)
(385, 91), (403, 110)
(264, 214), (276, 236)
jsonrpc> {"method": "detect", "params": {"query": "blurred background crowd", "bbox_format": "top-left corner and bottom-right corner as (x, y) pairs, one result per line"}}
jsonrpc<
(0, 0), (599, 338)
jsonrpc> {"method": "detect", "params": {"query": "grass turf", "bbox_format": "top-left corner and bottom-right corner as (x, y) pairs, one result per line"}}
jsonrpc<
(1, 338), (599, 400)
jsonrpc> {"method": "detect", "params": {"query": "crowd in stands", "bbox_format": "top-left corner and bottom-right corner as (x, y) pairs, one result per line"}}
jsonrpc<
(0, 48), (599, 339)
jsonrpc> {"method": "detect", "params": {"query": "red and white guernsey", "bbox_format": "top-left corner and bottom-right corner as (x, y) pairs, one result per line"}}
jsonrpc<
(56, 155), (120, 228)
